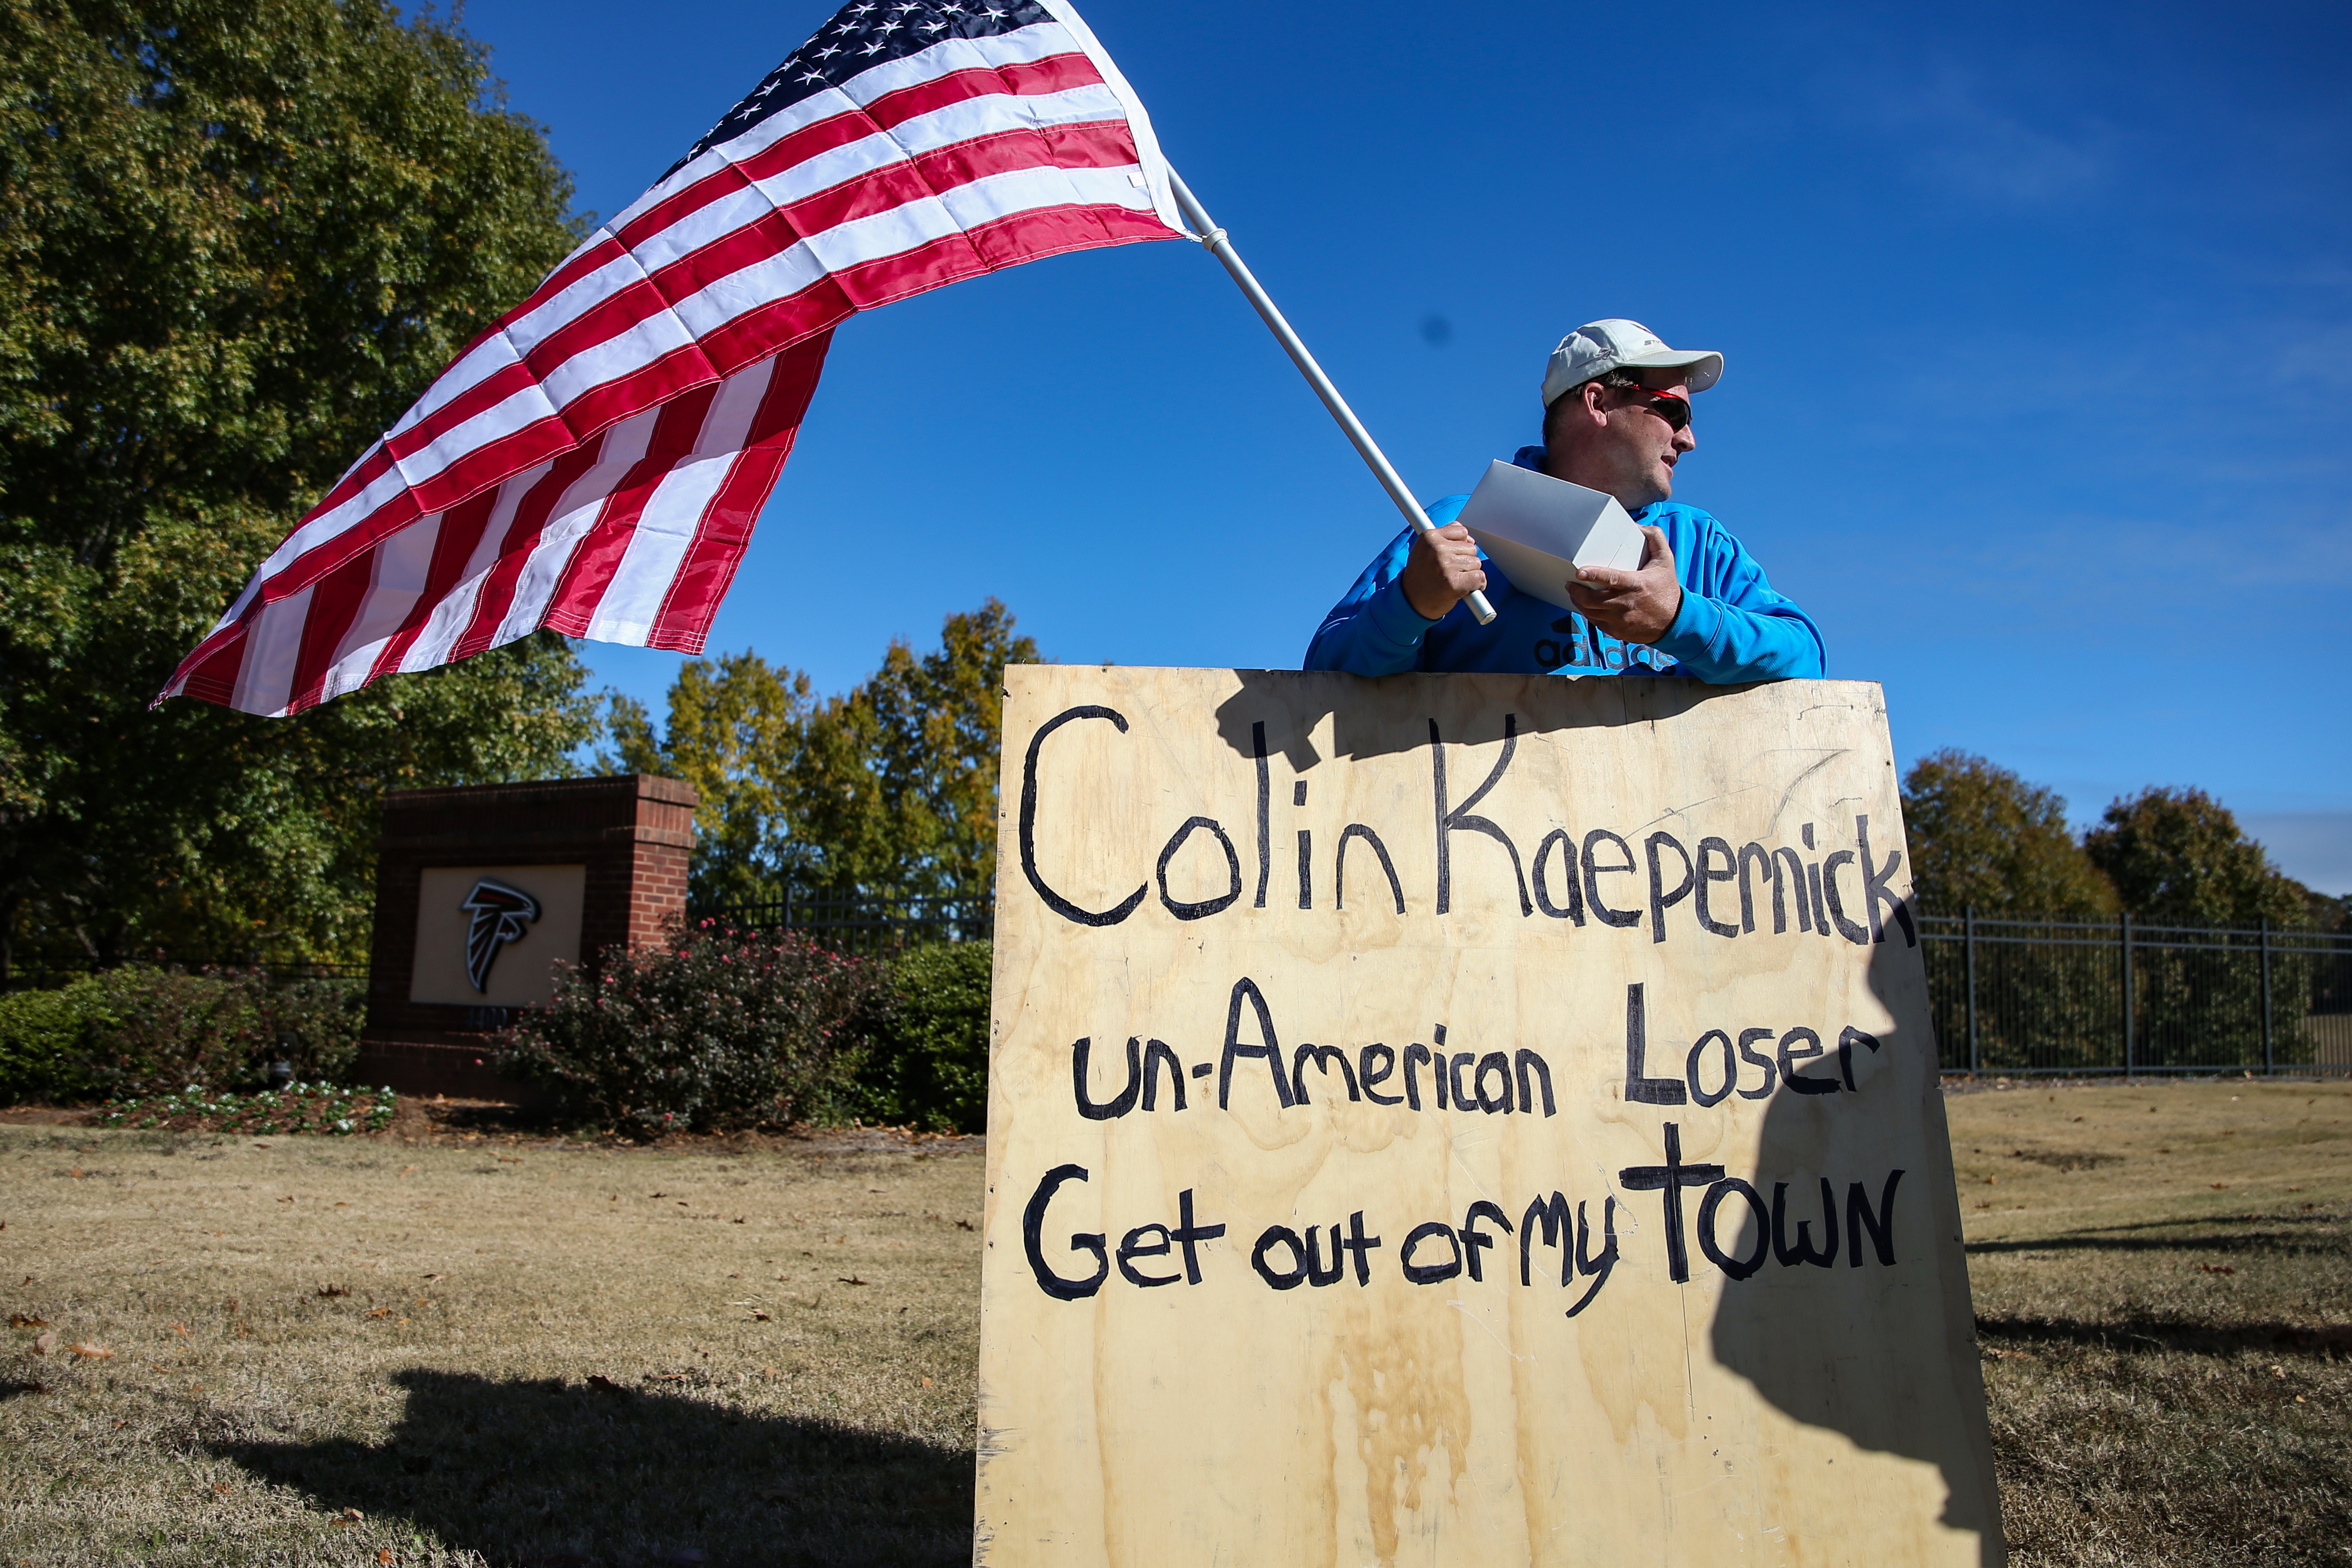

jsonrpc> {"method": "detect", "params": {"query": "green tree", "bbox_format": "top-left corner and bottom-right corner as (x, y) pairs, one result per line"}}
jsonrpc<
(2083, 788), (2307, 930)
(787, 599), (1037, 899)
(615, 600), (1038, 908)
(0, 0), (596, 976)
(605, 653), (816, 911)
(1899, 750), (2116, 917)
(2082, 788), (2316, 1070)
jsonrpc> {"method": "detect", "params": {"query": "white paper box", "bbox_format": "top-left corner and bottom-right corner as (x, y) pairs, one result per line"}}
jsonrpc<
(1455, 459), (1645, 611)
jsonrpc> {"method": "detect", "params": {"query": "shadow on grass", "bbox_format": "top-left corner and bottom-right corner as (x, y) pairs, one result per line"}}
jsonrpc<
(1967, 1230), (2330, 1256)
(1999, 1209), (2339, 1234)
(219, 1368), (972, 1568)
(1975, 1313), (2352, 1357)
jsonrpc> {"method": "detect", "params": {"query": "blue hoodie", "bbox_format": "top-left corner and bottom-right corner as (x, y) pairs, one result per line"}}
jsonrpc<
(1304, 447), (1824, 683)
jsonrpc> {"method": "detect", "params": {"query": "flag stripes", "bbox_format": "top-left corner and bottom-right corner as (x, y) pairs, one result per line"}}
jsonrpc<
(163, 0), (1182, 716)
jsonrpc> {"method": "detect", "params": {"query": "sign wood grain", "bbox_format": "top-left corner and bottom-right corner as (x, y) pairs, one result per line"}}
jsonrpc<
(975, 667), (1999, 1567)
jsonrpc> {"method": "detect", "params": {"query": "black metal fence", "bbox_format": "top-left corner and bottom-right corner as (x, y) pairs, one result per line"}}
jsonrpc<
(693, 890), (992, 957)
(24, 904), (2344, 1081)
(1919, 913), (2352, 1077)
(697, 897), (2352, 1078)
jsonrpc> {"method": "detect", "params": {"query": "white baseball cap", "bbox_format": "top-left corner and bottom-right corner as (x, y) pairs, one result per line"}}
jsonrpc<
(1542, 319), (1723, 406)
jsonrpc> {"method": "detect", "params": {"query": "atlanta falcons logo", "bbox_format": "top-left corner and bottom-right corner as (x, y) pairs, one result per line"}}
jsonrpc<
(461, 878), (541, 993)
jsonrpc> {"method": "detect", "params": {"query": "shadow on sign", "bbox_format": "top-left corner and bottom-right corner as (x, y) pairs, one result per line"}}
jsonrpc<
(1710, 936), (2002, 1565)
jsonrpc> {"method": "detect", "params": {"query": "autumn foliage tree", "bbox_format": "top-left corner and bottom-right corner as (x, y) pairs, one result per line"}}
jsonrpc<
(606, 599), (1038, 907)
(0, 0), (595, 975)
(1899, 750), (2116, 918)
(2084, 788), (2309, 931)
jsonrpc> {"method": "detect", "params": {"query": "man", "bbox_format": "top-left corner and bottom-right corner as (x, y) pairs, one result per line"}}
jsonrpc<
(1304, 320), (1823, 682)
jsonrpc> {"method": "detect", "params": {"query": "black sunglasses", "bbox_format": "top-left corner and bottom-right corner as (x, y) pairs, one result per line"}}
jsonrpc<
(1618, 385), (1692, 433)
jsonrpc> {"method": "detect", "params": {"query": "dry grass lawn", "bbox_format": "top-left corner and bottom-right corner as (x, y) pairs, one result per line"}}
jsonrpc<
(1951, 1077), (2352, 1567)
(0, 1120), (985, 1567)
(0, 1080), (2344, 1567)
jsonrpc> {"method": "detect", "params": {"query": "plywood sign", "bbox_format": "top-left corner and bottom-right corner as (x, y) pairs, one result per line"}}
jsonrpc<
(975, 668), (2000, 1568)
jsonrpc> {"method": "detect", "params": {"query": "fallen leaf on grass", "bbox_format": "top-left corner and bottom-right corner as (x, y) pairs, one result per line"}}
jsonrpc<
(731, 1216), (745, 1224)
(213, 1481), (231, 1495)
(921, 1375), (934, 1388)
(68, 1343), (112, 1359)
(364, 1307), (393, 1320)
(8, 1314), (47, 1329)
(67, 1167), (82, 1179)
(317, 1284), (350, 1298)
(31, 1331), (56, 1355)
(170, 1323), (187, 1336)
(497, 1155), (522, 1163)
(2213, 1182), (2229, 1190)
(956, 1219), (976, 1231)
(837, 1276), (867, 1286)
(379, 1550), (395, 1566)
(329, 1507), (364, 1526)
(421, 1273), (442, 1281)
(748, 1310), (771, 1322)
(2200, 1264), (2237, 1276)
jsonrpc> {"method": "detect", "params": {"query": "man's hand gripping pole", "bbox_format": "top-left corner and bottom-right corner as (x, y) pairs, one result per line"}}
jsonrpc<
(1168, 170), (1497, 626)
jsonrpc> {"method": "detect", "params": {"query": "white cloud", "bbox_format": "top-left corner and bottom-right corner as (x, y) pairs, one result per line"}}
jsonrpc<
(1859, 66), (2119, 208)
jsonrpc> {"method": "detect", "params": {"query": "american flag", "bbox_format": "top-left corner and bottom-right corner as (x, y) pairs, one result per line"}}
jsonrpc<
(161, 0), (1183, 717)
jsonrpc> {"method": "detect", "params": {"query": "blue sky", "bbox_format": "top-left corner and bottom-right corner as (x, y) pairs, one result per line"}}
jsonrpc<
(460, 0), (2351, 892)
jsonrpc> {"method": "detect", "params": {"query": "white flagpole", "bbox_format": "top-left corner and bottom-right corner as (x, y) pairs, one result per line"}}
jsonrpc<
(1167, 169), (1498, 626)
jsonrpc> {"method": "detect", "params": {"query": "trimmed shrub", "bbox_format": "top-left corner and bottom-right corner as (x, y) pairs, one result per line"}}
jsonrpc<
(79, 967), (269, 1097)
(853, 941), (993, 1133)
(0, 968), (365, 1103)
(261, 978), (367, 1085)
(499, 922), (883, 1134)
(0, 978), (101, 1102)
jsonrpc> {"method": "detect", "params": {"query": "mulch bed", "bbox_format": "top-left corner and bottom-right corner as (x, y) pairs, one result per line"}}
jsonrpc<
(95, 1084), (396, 1136)
(4, 1094), (980, 1155)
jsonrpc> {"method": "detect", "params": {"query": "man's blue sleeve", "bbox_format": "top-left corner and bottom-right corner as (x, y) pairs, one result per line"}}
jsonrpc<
(1648, 511), (1826, 682)
(1303, 523), (1446, 676)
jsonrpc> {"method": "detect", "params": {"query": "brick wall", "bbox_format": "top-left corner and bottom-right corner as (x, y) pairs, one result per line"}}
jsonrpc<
(358, 773), (695, 1100)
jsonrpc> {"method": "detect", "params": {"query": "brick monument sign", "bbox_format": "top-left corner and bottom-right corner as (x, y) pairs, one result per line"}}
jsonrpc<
(356, 774), (696, 1100)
